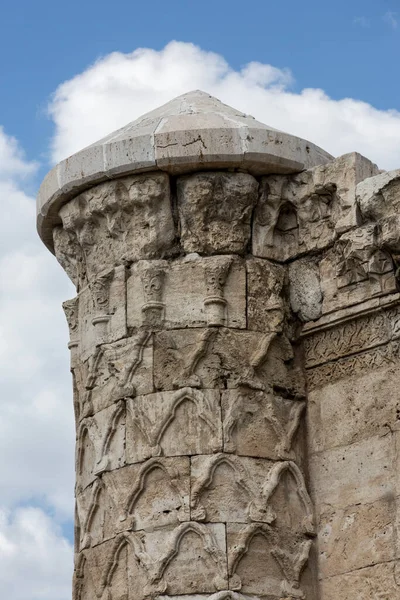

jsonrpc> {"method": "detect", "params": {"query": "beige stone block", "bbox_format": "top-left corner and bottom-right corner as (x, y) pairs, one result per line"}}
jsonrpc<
(319, 225), (396, 316)
(221, 388), (305, 462)
(84, 331), (154, 417)
(246, 258), (286, 332)
(126, 388), (222, 463)
(77, 266), (128, 362)
(319, 561), (400, 599)
(103, 457), (190, 533)
(127, 256), (246, 330)
(177, 172), (258, 255)
(309, 435), (395, 511)
(190, 455), (312, 530)
(76, 478), (119, 550)
(58, 172), (175, 283)
(252, 153), (378, 262)
(76, 402), (126, 492)
(146, 523), (228, 595)
(289, 257), (322, 322)
(75, 532), (153, 600)
(153, 328), (304, 397)
(307, 365), (400, 454)
(226, 523), (313, 598)
(317, 497), (395, 579)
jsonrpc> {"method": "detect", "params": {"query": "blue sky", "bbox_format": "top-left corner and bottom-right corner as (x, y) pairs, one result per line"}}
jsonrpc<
(1, 0), (400, 166)
(1, 2), (400, 598)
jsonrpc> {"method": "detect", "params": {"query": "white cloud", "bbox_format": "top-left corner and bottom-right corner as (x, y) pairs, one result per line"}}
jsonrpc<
(383, 10), (398, 29)
(0, 507), (73, 600)
(0, 130), (75, 518)
(0, 128), (75, 597)
(49, 40), (400, 170)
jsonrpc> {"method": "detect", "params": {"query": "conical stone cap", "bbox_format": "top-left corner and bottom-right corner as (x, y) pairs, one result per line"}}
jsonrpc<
(37, 90), (333, 250)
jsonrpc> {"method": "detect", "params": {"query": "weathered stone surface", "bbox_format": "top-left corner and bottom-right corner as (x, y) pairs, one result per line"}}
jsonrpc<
(76, 401), (126, 492)
(319, 225), (396, 314)
(252, 152), (378, 262)
(221, 388), (305, 462)
(309, 435), (394, 511)
(289, 257), (322, 322)
(317, 497), (395, 578)
(153, 328), (304, 395)
(307, 365), (400, 454)
(84, 331), (154, 417)
(55, 172), (175, 286)
(38, 92), (400, 600)
(177, 172), (258, 255)
(246, 258), (286, 332)
(226, 523), (313, 597)
(125, 388), (223, 463)
(127, 255), (246, 330)
(79, 458), (191, 538)
(319, 561), (400, 599)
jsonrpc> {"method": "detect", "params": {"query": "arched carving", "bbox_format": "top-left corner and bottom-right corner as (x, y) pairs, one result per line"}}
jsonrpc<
(190, 453), (273, 523)
(76, 420), (97, 490)
(128, 387), (220, 458)
(124, 458), (186, 529)
(228, 523), (275, 579)
(76, 479), (103, 549)
(94, 401), (125, 475)
(152, 522), (226, 591)
(223, 389), (305, 458)
(262, 462), (314, 535)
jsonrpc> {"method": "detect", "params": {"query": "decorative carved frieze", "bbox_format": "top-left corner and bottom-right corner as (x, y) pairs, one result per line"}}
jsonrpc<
(303, 305), (400, 369)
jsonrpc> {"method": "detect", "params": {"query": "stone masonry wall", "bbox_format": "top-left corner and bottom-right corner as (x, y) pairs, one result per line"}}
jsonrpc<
(53, 153), (400, 599)
(55, 170), (317, 600)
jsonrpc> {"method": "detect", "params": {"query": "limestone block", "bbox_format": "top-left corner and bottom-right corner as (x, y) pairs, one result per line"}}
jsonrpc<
(58, 172), (175, 284)
(143, 523), (228, 595)
(226, 523), (313, 598)
(317, 496), (395, 579)
(307, 365), (400, 454)
(79, 523), (227, 597)
(289, 257), (322, 322)
(125, 388), (222, 463)
(83, 331), (154, 417)
(252, 153), (378, 262)
(153, 328), (305, 396)
(357, 168), (400, 223)
(319, 561), (400, 599)
(76, 402), (126, 492)
(76, 478), (119, 550)
(74, 533), (153, 600)
(103, 457), (190, 533)
(177, 172), (258, 254)
(309, 435), (394, 511)
(127, 255), (246, 330)
(246, 258), (286, 332)
(76, 266), (128, 362)
(190, 455), (312, 529)
(319, 225), (396, 315)
(221, 388), (305, 462)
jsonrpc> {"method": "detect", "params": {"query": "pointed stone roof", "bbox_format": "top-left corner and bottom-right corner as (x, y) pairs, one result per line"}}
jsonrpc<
(37, 90), (333, 250)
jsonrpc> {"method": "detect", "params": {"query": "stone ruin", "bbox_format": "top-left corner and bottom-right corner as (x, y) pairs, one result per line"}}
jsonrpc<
(37, 90), (400, 599)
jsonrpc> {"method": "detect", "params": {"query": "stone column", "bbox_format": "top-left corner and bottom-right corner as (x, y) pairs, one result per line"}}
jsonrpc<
(39, 91), (386, 600)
